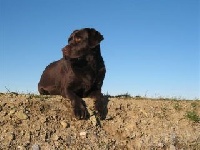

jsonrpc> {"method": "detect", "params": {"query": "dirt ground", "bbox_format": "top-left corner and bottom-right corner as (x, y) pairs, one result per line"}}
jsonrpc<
(0, 93), (199, 150)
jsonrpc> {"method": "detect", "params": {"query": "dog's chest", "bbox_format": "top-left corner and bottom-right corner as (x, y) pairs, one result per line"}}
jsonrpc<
(71, 59), (97, 90)
(73, 64), (96, 84)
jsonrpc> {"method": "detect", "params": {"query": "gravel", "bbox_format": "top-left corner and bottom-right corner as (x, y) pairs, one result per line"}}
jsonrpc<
(0, 93), (199, 149)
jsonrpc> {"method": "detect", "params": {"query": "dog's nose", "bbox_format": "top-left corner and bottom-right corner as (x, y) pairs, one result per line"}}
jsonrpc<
(62, 45), (71, 56)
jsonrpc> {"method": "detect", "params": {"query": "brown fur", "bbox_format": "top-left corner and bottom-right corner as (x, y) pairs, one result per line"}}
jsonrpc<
(38, 28), (106, 119)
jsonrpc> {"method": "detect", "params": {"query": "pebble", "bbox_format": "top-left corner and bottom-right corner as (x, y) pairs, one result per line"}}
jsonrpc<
(9, 109), (16, 115)
(157, 142), (164, 148)
(15, 110), (28, 120)
(32, 144), (40, 150)
(17, 146), (26, 150)
(8, 133), (15, 141)
(40, 116), (46, 123)
(32, 124), (41, 131)
(169, 144), (176, 150)
(60, 121), (70, 128)
(52, 134), (59, 141)
(80, 131), (87, 138)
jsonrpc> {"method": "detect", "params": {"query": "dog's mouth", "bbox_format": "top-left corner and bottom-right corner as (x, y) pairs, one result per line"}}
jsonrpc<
(62, 45), (91, 59)
(66, 55), (87, 64)
(62, 48), (86, 59)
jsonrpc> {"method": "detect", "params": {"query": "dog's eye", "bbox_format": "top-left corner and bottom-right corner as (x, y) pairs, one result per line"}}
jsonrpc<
(75, 37), (82, 43)
(68, 37), (72, 43)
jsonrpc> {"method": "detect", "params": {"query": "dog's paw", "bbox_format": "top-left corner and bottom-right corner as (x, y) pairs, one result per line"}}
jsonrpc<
(73, 103), (89, 120)
(95, 100), (107, 120)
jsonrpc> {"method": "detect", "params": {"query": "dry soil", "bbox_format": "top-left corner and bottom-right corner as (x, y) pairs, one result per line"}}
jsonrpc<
(0, 93), (199, 150)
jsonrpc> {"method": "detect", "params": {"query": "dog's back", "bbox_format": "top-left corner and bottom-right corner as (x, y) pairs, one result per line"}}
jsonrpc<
(38, 59), (64, 95)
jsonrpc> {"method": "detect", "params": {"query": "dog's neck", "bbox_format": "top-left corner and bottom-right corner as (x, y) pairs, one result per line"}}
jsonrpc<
(64, 54), (87, 62)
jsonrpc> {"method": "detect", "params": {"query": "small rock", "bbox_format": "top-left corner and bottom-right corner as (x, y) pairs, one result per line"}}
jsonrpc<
(8, 104), (15, 108)
(15, 119), (22, 125)
(25, 131), (31, 142)
(9, 109), (16, 115)
(2, 102), (7, 107)
(158, 142), (164, 148)
(80, 131), (87, 138)
(17, 146), (26, 150)
(32, 144), (40, 150)
(169, 144), (176, 150)
(7, 132), (15, 142)
(32, 124), (41, 131)
(15, 110), (28, 120)
(60, 121), (70, 128)
(127, 132), (136, 139)
(2, 111), (8, 116)
(52, 134), (59, 141)
(40, 116), (46, 123)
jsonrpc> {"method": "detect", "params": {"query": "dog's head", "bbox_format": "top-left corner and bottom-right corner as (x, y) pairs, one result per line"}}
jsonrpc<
(62, 28), (103, 59)
(68, 28), (104, 48)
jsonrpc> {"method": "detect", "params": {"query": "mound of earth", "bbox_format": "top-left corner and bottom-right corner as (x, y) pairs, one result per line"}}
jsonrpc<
(0, 93), (199, 149)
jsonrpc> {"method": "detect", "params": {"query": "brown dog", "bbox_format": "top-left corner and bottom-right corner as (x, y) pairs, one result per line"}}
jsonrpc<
(38, 28), (106, 119)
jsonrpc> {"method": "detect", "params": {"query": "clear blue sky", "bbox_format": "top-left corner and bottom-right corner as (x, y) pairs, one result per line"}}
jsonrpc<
(0, 0), (199, 99)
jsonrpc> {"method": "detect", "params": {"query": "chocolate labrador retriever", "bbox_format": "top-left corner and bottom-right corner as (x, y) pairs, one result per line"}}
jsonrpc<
(38, 28), (106, 119)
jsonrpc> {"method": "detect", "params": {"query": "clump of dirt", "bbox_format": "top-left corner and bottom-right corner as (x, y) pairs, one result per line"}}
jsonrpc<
(0, 93), (199, 149)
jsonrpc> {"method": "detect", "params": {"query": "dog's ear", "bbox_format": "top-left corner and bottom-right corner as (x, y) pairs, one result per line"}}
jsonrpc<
(88, 28), (104, 49)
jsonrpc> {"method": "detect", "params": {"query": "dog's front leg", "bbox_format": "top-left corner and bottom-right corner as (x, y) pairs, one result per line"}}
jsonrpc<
(62, 89), (89, 120)
(89, 90), (108, 120)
